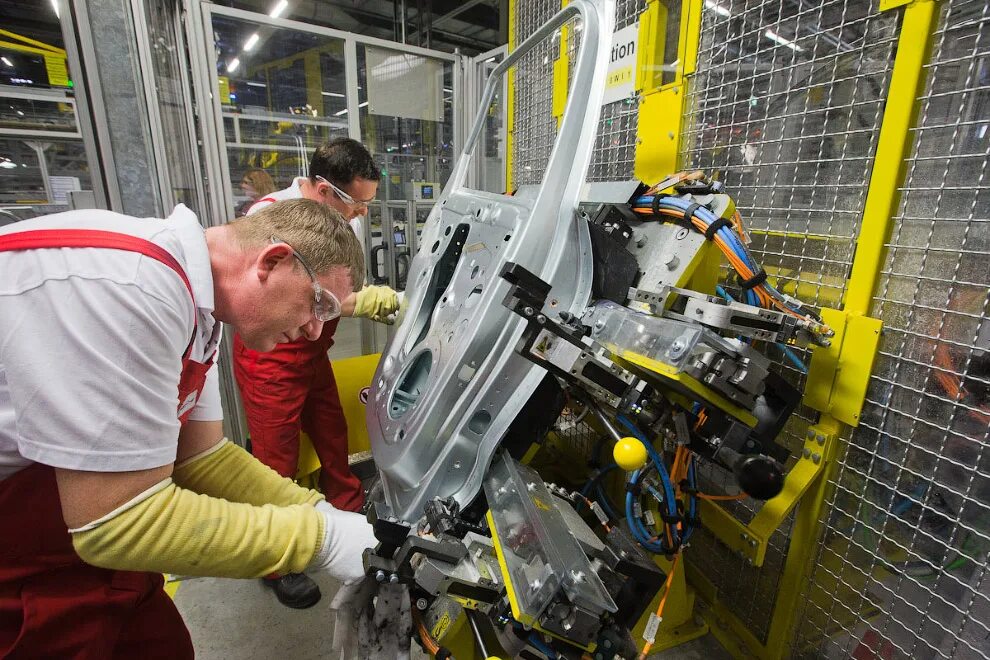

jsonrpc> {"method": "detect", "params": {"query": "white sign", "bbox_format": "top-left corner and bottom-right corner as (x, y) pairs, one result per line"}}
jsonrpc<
(602, 23), (639, 106)
(50, 176), (81, 205)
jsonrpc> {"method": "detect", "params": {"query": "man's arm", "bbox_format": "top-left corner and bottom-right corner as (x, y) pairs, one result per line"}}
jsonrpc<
(55, 465), (173, 530)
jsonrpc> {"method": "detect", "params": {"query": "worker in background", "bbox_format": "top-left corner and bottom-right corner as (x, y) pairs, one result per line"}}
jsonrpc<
(233, 138), (399, 609)
(237, 167), (277, 217)
(0, 199), (377, 659)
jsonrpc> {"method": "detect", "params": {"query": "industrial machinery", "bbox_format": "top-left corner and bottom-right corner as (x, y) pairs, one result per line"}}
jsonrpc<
(360, 0), (833, 657)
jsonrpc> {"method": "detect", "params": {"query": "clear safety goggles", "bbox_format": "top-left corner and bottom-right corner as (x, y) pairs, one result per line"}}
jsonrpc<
(315, 175), (375, 210)
(271, 236), (341, 322)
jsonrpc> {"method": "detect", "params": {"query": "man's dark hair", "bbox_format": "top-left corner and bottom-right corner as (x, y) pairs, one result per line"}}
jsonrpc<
(309, 138), (379, 185)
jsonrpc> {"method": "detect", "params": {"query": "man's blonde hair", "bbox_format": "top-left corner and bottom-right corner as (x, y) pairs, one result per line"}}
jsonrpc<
(230, 198), (365, 291)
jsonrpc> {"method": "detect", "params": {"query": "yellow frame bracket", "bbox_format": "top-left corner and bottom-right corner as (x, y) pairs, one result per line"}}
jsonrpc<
(700, 425), (837, 566)
(634, 0), (702, 184)
(805, 309), (883, 426)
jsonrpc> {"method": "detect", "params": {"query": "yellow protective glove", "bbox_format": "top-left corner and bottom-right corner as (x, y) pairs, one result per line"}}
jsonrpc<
(351, 285), (400, 323)
(70, 480), (322, 578)
(173, 438), (322, 508)
(70, 479), (375, 583)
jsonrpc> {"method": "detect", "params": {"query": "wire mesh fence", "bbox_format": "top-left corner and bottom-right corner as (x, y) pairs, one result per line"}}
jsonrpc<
(796, 2), (990, 658)
(511, 0), (989, 656)
(510, 0), (561, 186)
(511, 0), (643, 186)
(680, 0), (900, 646)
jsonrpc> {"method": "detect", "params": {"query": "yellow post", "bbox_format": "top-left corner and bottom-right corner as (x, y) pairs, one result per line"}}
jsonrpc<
(843, 0), (937, 316)
(505, 0), (516, 191)
(634, 0), (702, 184)
(750, 2), (938, 658)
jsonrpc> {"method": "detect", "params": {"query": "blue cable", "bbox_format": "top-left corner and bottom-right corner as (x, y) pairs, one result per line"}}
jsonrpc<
(615, 415), (677, 516)
(625, 475), (665, 553)
(721, 265), (809, 373)
(779, 344), (808, 374)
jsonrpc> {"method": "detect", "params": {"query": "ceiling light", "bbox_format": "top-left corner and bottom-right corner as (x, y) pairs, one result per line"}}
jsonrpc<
(321, 91), (345, 97)
(247, 81), (267, 87)
(51, 0), (59, 18)
(1, 57), (12, 67)
(334, 108), (348, 116)
(269, 0), (288, 19)
(243, 33), (259, 51)
(764, 29), (802, 52)
(227, 58), (240, 73)
(358, 101), (368, 108)
(704, 1), (730, 17)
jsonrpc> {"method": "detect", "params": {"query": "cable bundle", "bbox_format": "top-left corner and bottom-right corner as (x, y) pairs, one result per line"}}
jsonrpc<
(630, 188), (832, 344)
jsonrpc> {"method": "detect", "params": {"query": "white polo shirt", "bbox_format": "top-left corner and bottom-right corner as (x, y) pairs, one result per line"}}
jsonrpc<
(249, 177), (365, 255)
(0, 204), (222, 480)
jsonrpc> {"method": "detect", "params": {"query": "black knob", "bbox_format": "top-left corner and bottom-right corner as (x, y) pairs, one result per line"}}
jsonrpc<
(734, 454), (784, 500)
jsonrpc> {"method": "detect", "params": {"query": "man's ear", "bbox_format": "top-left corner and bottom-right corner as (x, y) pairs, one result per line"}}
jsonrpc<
(256, 243), (294, 283)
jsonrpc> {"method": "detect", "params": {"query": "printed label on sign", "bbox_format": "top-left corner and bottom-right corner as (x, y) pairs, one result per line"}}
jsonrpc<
(602, 23), (638, 105)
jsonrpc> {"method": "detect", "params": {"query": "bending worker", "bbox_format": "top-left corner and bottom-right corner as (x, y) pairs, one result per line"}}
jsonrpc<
(233, 138), (398, 609)
(0, 198), (376, 658)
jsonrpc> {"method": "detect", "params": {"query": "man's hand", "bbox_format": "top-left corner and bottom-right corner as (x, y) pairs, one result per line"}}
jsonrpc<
(309, 500), (378, 583)
(344, 285), (401, 324)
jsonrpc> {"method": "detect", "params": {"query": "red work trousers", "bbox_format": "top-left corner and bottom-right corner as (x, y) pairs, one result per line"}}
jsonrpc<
(233, 325), (365, 512)
(0, 464), (193, 659)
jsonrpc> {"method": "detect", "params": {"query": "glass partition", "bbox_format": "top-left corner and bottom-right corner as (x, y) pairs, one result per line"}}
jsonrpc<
(356, 44), (455, 201)
(209, 14), (350, 216)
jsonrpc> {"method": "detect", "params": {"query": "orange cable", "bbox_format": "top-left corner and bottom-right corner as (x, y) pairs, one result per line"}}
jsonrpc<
(638, 552), (683, 659)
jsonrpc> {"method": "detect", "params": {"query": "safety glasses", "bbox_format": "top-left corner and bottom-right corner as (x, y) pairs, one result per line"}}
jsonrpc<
(270, 236), (341, 322)
(315, 175), (375, 210)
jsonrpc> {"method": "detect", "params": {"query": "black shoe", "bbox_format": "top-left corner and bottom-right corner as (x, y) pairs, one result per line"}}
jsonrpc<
(263, 573), (322, 609)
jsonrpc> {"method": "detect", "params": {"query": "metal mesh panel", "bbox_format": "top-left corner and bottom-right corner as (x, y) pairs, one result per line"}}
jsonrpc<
(797, 2), (990, 658)
(511, 1), (560, 186)
(586, 0), (645, 181)
(679, 0), (899, 645)
(511, 0), (644, 185)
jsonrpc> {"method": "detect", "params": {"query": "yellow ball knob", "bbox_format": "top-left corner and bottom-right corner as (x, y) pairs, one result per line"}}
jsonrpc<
(613, 436), (648, 471)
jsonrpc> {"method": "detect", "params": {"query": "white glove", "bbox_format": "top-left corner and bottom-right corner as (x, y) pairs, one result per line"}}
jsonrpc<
(309, 500), (377, 585)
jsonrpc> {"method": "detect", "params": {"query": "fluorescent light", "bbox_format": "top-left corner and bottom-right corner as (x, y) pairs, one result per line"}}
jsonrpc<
(243, 33), (259, 51)
(226, 57), (240, 73)
(247, 81), (267, 88)
(764, 29), (802, 52)
(443, 87), (452, 92)
(321, 91), (346, 97)
(704, 1), (730, 17)
(51, 0), (59, 18)
(1, 57), (12, 67)
(335, 102), (366, 115)
(16, 110), (24, 116)
(269, 0), (288, 18)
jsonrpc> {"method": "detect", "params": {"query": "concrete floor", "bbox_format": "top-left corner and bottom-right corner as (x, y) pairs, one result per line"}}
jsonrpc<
(173, 574), (730, 660)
